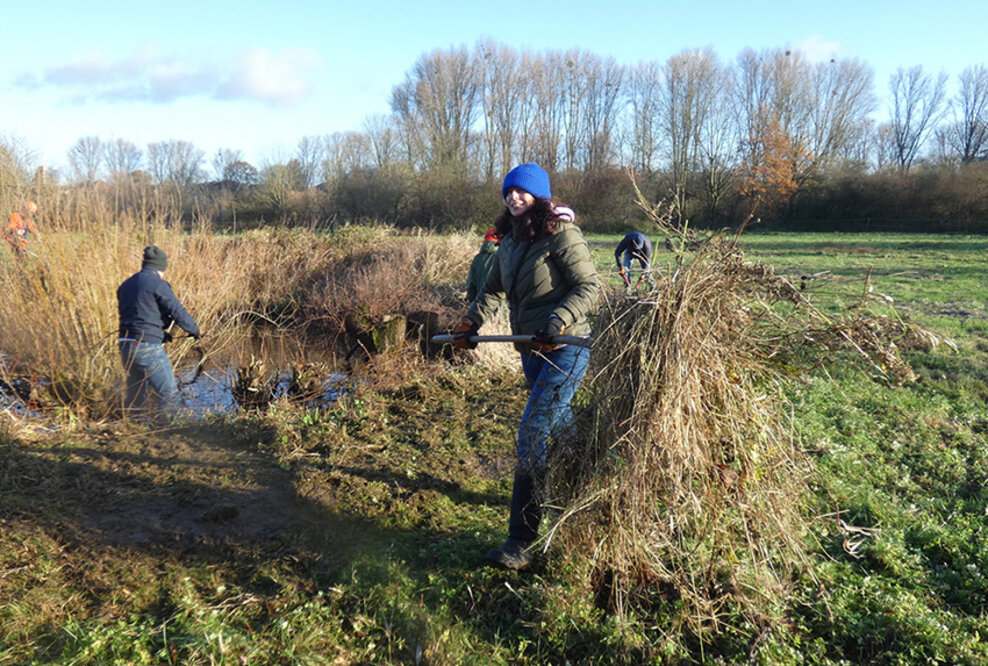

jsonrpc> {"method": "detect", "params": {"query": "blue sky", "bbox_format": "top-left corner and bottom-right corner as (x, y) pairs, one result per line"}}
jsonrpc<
(2, 0), (984, 174)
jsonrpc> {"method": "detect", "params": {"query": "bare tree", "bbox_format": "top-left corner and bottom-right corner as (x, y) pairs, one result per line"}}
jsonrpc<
(147, 140), (205, 186)
(874, 123), (898, 172)
(661, 49), (731, 221)
(322, 131), (373, 182)
(476, 40), (526, 179)
(363, 114), (402, 173)
(806, 58), (876, 172)
(525, 52), (566, 170)
(559, 51), (585, 170)
(735, 49), (815, 181)
(624, 60), (664, 174)
(888, 65), (949, 172)
(941, 65), (988, 163)
(147, 142), (169, 185)
(389, 46), (480, 170)
(167, 141), (206, 187)
(68, 136), (103, 182)
(296, 136), (325, 188)
(580, 53), (625, 171)
(103, 139), (143, 181)
(735, 47), (877, 208)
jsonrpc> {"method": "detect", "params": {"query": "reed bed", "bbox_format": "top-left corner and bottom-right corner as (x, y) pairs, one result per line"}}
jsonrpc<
(303, 228), (475, 332)
(0, 190), (480, 420)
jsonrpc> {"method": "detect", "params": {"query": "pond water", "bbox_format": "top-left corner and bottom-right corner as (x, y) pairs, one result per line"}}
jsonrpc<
(0, 332), (351, 417)
(175, 359), (349, 416)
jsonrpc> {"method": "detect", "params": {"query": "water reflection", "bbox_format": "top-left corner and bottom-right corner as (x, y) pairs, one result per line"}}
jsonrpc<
(175, 330), (347, 414)
(177, 360), (347, 415)
(0, 331), (350, 417)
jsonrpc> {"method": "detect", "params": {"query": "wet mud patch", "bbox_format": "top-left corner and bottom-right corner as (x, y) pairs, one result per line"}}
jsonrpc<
(0, 421), (396, 647)
(4, 424), (338, 553)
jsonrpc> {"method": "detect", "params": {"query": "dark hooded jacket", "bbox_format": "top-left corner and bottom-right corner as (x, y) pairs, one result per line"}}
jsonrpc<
(117, 267), (200, 343)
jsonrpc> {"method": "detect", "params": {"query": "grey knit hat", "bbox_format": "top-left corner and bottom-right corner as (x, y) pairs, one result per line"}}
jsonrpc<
(142, 245), (168, 271)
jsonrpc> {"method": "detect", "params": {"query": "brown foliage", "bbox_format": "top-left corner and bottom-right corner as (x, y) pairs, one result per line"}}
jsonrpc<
(737, 109), (805, 218)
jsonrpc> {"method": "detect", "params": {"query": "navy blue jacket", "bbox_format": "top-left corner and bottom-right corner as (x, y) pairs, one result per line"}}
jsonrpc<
(117, 267), (200, 343)
(615, 232), (652, 267)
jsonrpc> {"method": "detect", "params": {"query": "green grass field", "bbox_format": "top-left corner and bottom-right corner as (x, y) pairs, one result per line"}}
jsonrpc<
(2, 231), (987, 664)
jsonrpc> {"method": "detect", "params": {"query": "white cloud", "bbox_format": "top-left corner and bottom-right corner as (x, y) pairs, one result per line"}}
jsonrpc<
(216, 47), (325, 106)
(15, 44), (323, 107)
(45, 51), (119, 85)
(797, 35), (844, 63)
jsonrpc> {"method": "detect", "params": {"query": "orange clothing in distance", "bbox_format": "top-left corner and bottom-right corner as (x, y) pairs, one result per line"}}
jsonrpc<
(6, 211), (37, 254)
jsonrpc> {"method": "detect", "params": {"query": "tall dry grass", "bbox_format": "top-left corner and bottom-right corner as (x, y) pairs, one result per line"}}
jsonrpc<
(303, 227), (475, 331)
(0, 190), (482, 419)
(301, 227), (516, 369)
(0, 188), (197, 417)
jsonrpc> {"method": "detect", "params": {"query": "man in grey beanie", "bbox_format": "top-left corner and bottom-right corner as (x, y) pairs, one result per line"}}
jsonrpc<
(117, 245), (201, 416)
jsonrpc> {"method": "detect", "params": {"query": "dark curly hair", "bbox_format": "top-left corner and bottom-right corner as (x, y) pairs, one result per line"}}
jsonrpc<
(493, 199), (572, 242)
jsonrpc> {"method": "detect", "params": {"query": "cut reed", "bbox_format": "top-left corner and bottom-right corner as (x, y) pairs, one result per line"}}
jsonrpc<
(545, 177), (941, 648)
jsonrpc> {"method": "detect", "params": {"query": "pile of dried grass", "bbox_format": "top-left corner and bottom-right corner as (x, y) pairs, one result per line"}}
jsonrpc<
(548, 233), (812, 640)
(545, 182), (949, 646)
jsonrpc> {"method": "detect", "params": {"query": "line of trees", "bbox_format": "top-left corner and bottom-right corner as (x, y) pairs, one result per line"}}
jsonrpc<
(5, 41), (988, 231)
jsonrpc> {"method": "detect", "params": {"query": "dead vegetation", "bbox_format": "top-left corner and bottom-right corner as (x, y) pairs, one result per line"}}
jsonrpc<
(544, 177), (952, 646)
(0, 193), (480, 418)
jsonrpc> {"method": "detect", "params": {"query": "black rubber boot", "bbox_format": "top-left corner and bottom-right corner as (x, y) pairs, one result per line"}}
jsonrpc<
(486, 471), (543, 570)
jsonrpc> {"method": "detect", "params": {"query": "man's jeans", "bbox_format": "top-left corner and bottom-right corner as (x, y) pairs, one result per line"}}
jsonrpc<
(119, 340), (182, 415)
(623, 254), (653, 287)
(517, 345), (591, 471)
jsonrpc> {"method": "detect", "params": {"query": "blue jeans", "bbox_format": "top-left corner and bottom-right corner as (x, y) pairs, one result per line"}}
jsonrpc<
(623, 253), (653, 286)
(517, 345), (591, 471)
(119, 341), (182, 415)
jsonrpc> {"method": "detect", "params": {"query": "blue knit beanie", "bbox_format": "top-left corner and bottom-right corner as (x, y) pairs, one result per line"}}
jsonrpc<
(502, 162), (551, 200)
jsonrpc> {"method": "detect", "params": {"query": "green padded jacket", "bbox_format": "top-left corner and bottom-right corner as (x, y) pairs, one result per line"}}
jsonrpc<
(466, 240), (499, 302)
(467, 220), (600, 350)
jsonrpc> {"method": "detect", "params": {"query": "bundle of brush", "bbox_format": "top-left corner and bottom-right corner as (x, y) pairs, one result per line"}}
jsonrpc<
(792, 275), (956, 384)
(544, 186), (816, 642)
(548, 239), (812, 637)
(545, 181), (950, 647)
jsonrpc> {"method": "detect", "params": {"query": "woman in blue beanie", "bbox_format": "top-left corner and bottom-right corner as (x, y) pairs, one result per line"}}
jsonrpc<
(454, 162), (600, 569)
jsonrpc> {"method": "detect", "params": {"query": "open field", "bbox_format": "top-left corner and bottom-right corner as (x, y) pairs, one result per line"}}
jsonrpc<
(2, 229), (988, 664)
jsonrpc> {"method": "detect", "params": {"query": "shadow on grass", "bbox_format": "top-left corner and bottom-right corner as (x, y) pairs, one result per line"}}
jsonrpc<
(0, 419), (536, 661)
(3, 429), (354, 554)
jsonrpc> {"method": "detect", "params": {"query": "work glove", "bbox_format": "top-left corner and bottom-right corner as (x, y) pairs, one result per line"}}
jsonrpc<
(533, 315), (565, 351)
(162, 331), (173, 343)
(618, 267), (631, 286)
(452, 316), (479, 350)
